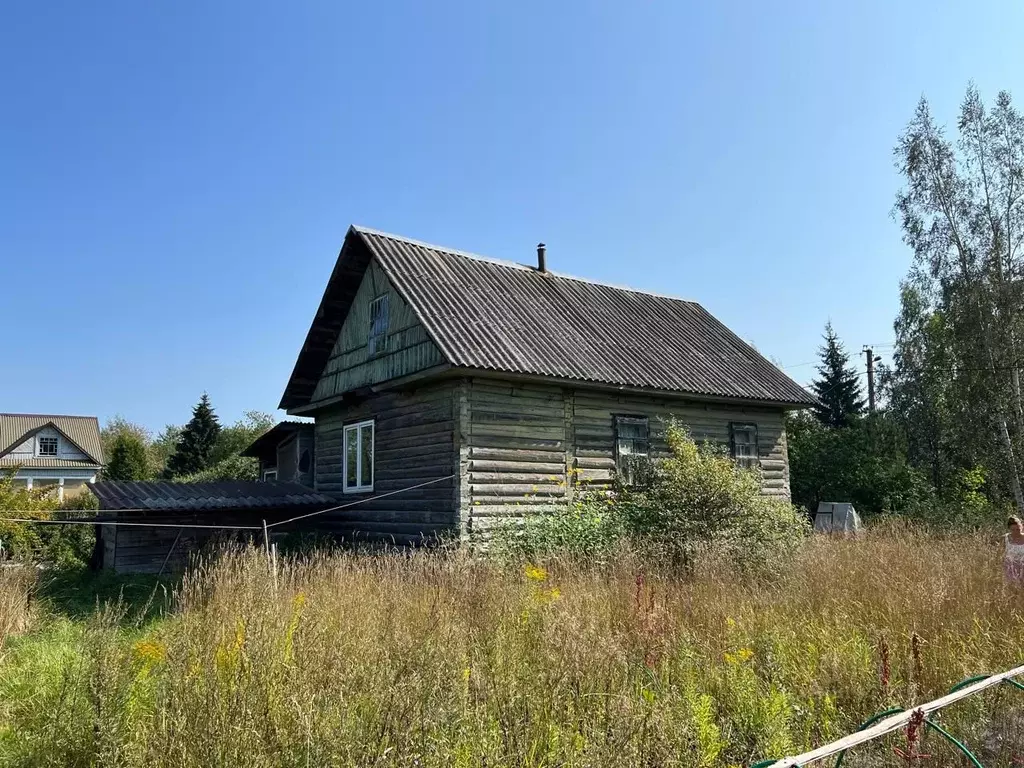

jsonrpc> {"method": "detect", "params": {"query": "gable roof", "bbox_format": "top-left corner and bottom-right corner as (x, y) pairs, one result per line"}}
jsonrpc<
(90, 480), (331, 512)
(280, 227), (816, 410)
(0, 414), (103, 468)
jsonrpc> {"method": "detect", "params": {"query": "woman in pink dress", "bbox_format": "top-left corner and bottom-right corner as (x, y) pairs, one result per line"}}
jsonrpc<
(1005, 516), (1024, 585)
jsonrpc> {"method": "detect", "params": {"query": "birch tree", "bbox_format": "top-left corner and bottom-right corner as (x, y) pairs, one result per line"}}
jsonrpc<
(894, 85), (1024, 511)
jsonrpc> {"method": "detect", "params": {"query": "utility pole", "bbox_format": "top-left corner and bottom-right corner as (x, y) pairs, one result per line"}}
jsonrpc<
(863, 347), (881, 413)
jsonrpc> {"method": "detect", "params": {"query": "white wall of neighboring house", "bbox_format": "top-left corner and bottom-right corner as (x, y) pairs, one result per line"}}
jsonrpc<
(9, 427), (97, 501)
(8, 426), (90, 461)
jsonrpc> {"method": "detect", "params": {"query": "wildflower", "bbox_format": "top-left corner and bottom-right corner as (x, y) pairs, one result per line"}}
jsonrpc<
(524, 564), (548, 582)
(133, 640), (166, 664)
(725, 617), (736, 629)
(536, 587), (561, 604)
(724, 647), (753, 665)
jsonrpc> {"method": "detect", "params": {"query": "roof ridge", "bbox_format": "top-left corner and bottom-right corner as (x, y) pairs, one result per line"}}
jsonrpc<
(351, 225), (699, 305)
(0, 413), (99, 420)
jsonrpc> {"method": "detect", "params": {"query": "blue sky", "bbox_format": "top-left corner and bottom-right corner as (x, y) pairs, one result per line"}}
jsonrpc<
(2, 1), (1022, 433)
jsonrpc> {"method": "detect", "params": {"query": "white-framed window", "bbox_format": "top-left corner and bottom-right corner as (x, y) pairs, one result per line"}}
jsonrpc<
(368, 295), (389, 355)
(38, 436), (58, 457)
(730, 423), (759, 469)
(262, 468), (278, 481)
(343, 419), (374, 493)
(614, 415), (649, 486)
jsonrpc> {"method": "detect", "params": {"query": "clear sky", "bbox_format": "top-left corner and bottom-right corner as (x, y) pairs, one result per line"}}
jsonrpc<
(3, 1), (1022, 433)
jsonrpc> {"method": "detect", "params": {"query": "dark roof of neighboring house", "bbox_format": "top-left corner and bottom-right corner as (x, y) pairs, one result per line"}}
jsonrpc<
(0, 414), (103, 468)
(280, 226), (816, 410)
(90, 480), (332, 512)
(240, 421), (313, 458)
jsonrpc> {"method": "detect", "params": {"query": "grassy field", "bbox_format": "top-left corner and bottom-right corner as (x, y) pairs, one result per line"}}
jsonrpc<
(0, 527), (1022, 767)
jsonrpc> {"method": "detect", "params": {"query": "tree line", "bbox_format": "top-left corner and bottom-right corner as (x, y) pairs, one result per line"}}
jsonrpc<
(102, 394), (275, 483)
(789, 83), (1024, 527)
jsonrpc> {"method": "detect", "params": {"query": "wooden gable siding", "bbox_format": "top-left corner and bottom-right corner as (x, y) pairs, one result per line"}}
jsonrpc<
(460, 379), (790, 535)
(313, 380), (457, 542)
(311, 259), (445, 404)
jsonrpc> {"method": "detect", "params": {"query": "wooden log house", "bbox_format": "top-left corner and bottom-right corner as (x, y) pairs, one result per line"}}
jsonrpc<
(275, 226), (815, 542)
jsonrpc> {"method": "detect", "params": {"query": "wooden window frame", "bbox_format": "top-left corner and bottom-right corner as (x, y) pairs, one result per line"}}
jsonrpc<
(262, 468), (278, 481)
(343, 419), (375, 494)
(729, 422), (759, 469)
(37, 436), (58, 457)
(614, 414), (650, 486)
(367, 295), (390, 356)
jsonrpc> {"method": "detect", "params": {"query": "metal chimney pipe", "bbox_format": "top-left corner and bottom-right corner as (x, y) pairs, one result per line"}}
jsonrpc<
(537, 243), (547, 273)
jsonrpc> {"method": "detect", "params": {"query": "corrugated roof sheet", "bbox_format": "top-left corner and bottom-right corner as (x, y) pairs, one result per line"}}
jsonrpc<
(90, 481), (332, 512)
(0, 414), (103, 467)
(280, 227), (816, 409)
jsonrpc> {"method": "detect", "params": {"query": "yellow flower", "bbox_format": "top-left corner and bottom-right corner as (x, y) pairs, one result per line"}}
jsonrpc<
(725, 617), (736, 629)
(724, 647), (754, 665)
(133, 640), (166, 664)
(462, 666), (472, 681)
(524, 564), (548, 582)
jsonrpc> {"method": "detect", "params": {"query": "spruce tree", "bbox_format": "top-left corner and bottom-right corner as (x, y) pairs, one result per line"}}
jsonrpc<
(165, 394), (222, 478)
(811, 322), (866, 428)
(105, 433), (150, 481)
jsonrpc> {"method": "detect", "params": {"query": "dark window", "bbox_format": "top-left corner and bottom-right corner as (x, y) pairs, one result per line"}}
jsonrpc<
(368, 295), (389, 355)
(298, 448), (311, 473)
(38, 436), (58, 456)
(614, 416), (649, 486)
(730, 423), (758, 469)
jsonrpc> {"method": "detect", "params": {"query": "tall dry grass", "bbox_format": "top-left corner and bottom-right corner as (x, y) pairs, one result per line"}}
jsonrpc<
(0, 566), (35, 648)
(0, 526), (1022, 767)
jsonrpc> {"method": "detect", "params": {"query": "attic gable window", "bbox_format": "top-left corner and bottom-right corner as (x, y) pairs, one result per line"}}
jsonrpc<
(614, 416), (649, 486)
(368, 295), (389, 355)
(730, 423), (758, 469)
(38, 436), (58, 456)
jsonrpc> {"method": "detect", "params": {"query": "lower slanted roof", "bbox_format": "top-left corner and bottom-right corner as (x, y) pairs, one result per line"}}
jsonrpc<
(90, 480), (332, 512)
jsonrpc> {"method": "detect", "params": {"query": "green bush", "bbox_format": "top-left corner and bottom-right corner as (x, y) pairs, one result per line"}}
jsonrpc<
(0, 470), (96, 568)
(492, 489), (625, 562)
(618, 424), (808, 570)
(494, 423), (809, 571)
(178, 454), (259, 483)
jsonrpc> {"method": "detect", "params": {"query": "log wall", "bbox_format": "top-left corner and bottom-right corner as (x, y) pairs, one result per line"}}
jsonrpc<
(459, 378), (790, 536)
(313, 380), (457, 542)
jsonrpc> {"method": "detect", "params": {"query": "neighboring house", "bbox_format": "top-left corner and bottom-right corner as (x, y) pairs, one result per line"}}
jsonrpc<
(240, 421), (315, 485)
(274, 226), (816, 543)
(0, 413), (103, 500)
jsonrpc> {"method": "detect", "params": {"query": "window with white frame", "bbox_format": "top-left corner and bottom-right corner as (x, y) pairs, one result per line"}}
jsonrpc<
(367, 295), (390, 355)
(730, 423), (759, 469)
(262, 468), (278, 481)
(38, 436), (58, 457)
(343, 419), (374, 493)
(614, 415), (649, 486)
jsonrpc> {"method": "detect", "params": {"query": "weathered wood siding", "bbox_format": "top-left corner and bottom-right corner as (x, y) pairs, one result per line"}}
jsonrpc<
(313, 381), (456, 542)
(311, 259), (445, 403)
(463, 380), (570, 534)
(460, 379), (790, 535)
